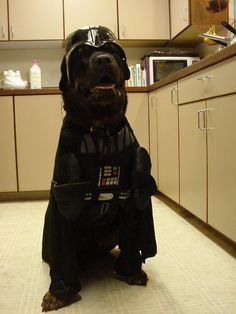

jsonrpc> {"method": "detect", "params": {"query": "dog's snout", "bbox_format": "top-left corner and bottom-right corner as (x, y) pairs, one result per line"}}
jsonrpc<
(93, 54), (112, 66)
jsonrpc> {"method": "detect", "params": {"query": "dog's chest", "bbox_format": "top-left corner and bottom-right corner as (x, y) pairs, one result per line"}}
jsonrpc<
(75, 125), (137, 191)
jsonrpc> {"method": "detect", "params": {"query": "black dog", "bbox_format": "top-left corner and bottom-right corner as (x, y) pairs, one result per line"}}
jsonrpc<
(41, 25), (157, 312)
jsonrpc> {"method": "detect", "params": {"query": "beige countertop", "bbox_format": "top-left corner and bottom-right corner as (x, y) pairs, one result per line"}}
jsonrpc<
(1, 44), (236, 96)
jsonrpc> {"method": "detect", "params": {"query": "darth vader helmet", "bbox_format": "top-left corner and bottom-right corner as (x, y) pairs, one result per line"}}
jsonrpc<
(64, 25), (130, 85)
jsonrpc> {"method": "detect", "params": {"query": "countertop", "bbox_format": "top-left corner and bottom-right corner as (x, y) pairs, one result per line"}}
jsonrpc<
(1, 44), (236, 97)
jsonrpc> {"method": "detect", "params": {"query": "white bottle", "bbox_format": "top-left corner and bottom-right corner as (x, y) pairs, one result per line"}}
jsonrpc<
(29, 59), (41, 89)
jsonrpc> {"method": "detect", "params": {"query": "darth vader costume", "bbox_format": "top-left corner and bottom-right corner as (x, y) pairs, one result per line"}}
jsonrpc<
(42, 25), (157, 305)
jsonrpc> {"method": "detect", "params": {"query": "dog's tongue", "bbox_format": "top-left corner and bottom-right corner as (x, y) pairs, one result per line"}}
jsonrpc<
(92, 83), (115, 91)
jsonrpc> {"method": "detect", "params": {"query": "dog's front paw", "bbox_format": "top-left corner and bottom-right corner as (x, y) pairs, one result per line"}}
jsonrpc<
(114, 269), (148, 286)
(41, 291), (80, 312)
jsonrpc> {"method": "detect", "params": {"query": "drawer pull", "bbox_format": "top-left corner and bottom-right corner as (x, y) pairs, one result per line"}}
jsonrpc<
(197, 109), (206, 131)
(197, 75), (213, 80)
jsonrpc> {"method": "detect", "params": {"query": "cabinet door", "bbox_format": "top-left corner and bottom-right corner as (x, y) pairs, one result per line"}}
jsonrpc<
(178, 57), (236, 105)
(179, 101), (207, 221)
(118, 0), (170, 40)
(148, 91), (158, 185)
(0, 97), (17, 192)
(0, 0), (8, 40)
(64, 0), (117, 37)
(207, 95), (236, 242)
(8, 0), (63, 40)
(15, 95), (62, 191)
(170, 0), (189, 39)
(156, 83), (179, 203)
(126, 93), (149, 152)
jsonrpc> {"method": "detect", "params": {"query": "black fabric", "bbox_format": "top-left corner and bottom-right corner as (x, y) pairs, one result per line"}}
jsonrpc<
(42, 115), (157, 300)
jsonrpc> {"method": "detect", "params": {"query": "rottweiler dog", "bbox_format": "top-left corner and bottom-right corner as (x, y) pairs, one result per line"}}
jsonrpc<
(41, 25), (157, 312)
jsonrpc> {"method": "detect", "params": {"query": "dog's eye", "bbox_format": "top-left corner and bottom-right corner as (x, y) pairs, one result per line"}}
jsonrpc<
(102, 43), (125, 57)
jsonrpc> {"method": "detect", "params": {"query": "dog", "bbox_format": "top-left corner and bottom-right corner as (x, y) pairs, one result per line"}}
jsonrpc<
(41, 25), (157, 312)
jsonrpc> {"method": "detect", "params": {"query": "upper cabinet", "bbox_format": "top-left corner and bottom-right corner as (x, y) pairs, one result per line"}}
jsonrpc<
(8, 0), (63, 40)
(170, 0), (229, 42)
(118, 0), (170, 40)
(2, 0), (228, 44)
(64, 0), (118, 38)
(0, 0), (8, 41)
(170, 0), (189, 39)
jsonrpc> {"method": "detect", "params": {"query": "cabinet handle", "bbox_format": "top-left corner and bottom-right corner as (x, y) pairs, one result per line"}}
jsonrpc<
(10, 25), (14, 39)
(197, 109), (206, 131)
(183, 8), (188, 22)
(205, 108), (214, 130)
(171, 88), (178, 104)
(198, 109), (214, 131)
(151, 96), (158, 109)
(197, 74), (213, 80)
(1, 25), (6, 38)
(121, 24), (125, 38)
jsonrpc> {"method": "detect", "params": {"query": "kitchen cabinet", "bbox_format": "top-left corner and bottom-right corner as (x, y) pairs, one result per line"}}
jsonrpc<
(207, 95), (236, 242)
(179, 95), (236, 241)
(118, 0), (170, 40)
(148, 90), (158, 185)
(170, 0), (189, 39)
(156, 82), (179, 203)
(64, 0), (118, 38)
(179, 101), (207, 221)
(126, 93), (149, 152)
(0, 96), (18, 192)
(14, 95), (62, 191)
(8, 0), (63, 40)
(178, 57), (236, 104)
(178, 54), (236, 241)
(170, 0), (228, 42)
(0, 0), (8, 40)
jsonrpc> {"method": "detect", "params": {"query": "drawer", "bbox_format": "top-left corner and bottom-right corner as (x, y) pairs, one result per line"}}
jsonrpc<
(178, 56), (236, 104)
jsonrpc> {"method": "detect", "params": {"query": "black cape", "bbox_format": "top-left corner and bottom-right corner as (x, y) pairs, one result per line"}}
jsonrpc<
(42, 115), (157, 299)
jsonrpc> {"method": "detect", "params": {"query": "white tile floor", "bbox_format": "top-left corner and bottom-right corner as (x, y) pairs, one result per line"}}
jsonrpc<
(0, 196), (236, 313)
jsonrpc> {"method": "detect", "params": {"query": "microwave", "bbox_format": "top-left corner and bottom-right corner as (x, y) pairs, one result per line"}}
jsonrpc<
(143, 56), (200, 85)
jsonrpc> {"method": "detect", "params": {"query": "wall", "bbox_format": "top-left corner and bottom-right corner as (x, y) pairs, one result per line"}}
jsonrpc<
(0, 45), (160, 87)
(0, 45), (64, 87)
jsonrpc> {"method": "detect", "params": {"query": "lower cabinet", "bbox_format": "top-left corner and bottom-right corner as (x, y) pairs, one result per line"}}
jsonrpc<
(179, 101), (207, 222)
(126, 93), (149, 152)
(0, 96), (18, 192)
(179, 94), (236, 242)
(14, 95), (62, 191)
(207, 95), (236, 242)
(148, 91), (158, 185)
(156, 83), (179, 203)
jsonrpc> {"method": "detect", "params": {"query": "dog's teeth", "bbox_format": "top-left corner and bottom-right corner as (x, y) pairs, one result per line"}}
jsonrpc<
(93, 83), (115, 90)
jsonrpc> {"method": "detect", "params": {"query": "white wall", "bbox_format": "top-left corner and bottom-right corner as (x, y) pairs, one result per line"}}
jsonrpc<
(0, 46), (160, 87)
(0, 47), (64, 87)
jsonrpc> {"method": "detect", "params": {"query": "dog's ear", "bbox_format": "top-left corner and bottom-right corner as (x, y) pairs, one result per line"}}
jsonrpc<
(124, 63), (130, 81)
(59, 56), (69, 92)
